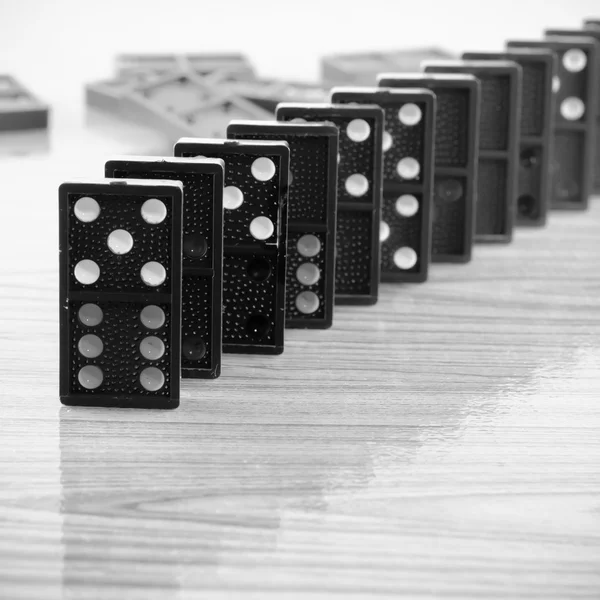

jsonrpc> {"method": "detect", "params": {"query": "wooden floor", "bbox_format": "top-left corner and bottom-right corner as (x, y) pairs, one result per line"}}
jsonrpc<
(1, 114), (599, 599)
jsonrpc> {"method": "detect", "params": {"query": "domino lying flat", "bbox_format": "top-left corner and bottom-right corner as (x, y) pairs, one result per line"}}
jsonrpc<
(276, 102), (384, 305)
(462, 49), (556, 227)
(219, 79), (328, 113)
(105, 156), (224, 379)
(174, 138), (290, 354)
(227, 120), (339, 329)
(0, 75), (49, 132)
(330, 87), (435, 282)
(120, 72), (271, 140)
(115, 52), (256, 81)
(59, 179), (183, 409)
(423, 60), (522, 243)
(377, 73), (480, 263)
(321, 48), (454, 86)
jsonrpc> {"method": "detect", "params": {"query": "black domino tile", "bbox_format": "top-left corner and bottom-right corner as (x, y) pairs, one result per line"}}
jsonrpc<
(424, 61), (521, 243)
(226, 121), (338, 328)
(508, 38), (598, 210)
(59, 179), (183, 409)
(173, 138), (289, 354)
(463, 50), (556, 227)
(105, 157), (224, 379)
(330, 87), (435, 282)
(275, 102), (384, 305)
(377, 74), (479, 263)
(545, 28), (600, 193)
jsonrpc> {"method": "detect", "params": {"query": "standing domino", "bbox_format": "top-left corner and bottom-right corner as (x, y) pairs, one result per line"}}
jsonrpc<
(227, 121), (338, 328)
(59, 179), (183, 409)
(174, 138), (289, 354)
(423, 60), (522, 243)
(378, 74), (480, 263)
(508, 38), (598, 209)
(276, 102), (384, 305)
(330, 87), (436, 281)
(462, 49), (556, 227)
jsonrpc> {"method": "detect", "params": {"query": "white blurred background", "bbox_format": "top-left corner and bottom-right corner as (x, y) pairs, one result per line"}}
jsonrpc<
(0, 0), (597, 235)
(0, 0), (599, 94)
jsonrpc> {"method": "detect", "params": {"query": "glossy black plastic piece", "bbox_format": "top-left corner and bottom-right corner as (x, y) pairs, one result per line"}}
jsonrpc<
(463, 50), (556, 227)
(544, 28), (600, 193)
(0, 75), (49, 132)
(330, 87), (435, 281)
(276, 102), (384, 305)
(377, 74), (480, 263)
(227, 121), (338, 328)
(59, 179), (183, 409)
(424, 61), (521, 243)
(105, 157), (224, 378)
(174, 138), (289, 354)
(508, 38), (598, 209)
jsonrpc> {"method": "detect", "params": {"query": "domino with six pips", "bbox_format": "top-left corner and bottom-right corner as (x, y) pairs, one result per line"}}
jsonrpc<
(276, 102), (384, 304)
(330, 87), (436, 281)
(462, 49), (556, 227)
(508, 37), (599, 210)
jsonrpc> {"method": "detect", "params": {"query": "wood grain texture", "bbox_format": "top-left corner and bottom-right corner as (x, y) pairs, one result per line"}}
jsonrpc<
(0, 117), (600, 600)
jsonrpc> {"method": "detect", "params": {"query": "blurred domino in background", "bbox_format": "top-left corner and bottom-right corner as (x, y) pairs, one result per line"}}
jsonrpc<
(118, 72), (271, 140)
(0, 75), (49, 132)
(321, 48), (455, 86)
(462, 49), (556, 227)
(174, 138), (289, 354)
(115, 52), (257, 80)
(508, 37), (598, 210)
(544, 27), (600, 193)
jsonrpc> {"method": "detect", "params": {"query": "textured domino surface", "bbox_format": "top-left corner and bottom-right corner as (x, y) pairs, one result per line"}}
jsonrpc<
(276, 102), (384, 305)
(331, 87), (435, 282)
(174, 138), (289, 354)
(227, 121), (338, 328)
(105, 157), (224, 379)
(59, 179), (183, 408)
